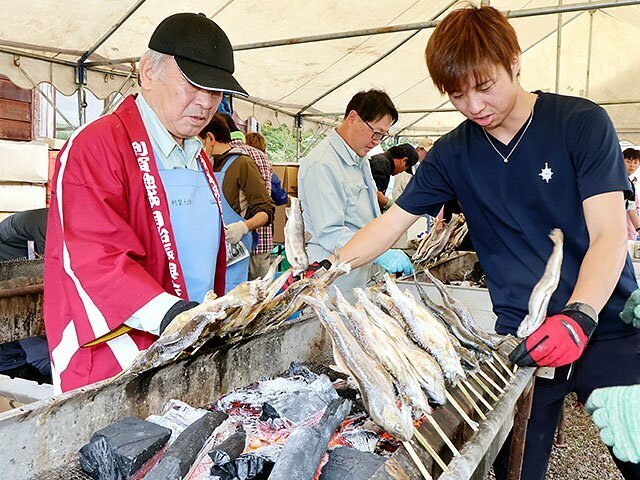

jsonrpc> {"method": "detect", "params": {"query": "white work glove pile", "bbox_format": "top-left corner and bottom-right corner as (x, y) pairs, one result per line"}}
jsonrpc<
(225, 221), (249, 243)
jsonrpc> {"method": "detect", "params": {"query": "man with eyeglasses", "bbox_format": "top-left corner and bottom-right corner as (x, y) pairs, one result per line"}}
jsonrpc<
(298, 89), (414, 300)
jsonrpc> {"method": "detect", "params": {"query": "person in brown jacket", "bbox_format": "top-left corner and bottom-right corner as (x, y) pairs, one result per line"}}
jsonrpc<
(199, 113), (275, 290)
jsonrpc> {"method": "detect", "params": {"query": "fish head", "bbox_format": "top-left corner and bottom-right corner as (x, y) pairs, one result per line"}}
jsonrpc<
(381, 403), (413, 441)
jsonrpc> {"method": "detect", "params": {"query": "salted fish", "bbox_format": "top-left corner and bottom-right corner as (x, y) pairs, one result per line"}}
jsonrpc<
(302, 291), (413, 441)
(423, 268), (503, 350)
(284, 196), (309, 276)
(334, 288), (433, 417)
(517, 228), (564, 338)
(354, 288), (447, 405)
(413, 275), (490, 354)
(384, 274), (465, 384)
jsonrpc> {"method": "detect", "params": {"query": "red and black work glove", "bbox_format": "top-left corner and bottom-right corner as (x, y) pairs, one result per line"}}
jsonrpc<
(509, 303), (598, 368)
(282, 259), (332, 290)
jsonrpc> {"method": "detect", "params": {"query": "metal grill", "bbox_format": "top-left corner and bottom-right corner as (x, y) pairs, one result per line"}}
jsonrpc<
(33, 463), (91, 480)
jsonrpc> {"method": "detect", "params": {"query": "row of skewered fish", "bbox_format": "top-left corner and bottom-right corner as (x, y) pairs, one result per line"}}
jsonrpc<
(304, 270), (518, 456)
(412, 214), (469, 266)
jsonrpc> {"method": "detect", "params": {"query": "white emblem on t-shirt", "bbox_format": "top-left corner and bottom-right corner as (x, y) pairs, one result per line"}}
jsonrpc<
(539, 163), (553, 183)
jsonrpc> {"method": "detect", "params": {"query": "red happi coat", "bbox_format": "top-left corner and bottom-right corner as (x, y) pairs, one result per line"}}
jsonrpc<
(44, 95), (226, 393)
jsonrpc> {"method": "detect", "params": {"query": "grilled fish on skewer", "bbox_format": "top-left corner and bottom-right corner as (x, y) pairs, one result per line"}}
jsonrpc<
(517, 228), (564, 338)
(354, 288), (447, 405)
(302, 291), (413, 441)
(335, 288), (433, 417)
(384, 274), (465, 384)
(423, 268), (504, 350)
(284, 197), (309, 276)
(413, 275), (491, 354)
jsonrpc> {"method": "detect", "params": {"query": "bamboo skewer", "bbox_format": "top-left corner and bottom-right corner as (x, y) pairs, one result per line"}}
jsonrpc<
(485, 359), (510, 386)
(469, 371), (500, 402)
(426, 414), (461, 456)
(445, 391), (479, 432)
(404, 440), (434, 480)
(477, 369), (505, 394)
(462, 379), (494, 411)
(492, 351), (515, 379)
(455, 382), (487, 420)
(414, 428), (450, 473)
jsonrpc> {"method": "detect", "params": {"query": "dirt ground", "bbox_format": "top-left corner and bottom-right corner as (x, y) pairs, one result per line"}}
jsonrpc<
(487, 393), (623, 479)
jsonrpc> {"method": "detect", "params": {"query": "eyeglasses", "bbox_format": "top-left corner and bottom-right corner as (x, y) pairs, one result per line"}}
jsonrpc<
(358, 113), (390, 142)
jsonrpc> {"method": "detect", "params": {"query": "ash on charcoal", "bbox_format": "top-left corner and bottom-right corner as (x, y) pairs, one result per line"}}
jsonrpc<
(284, 361), (318, 381)
(319, 446), (387, 480)
(78, 416), (171, 480)
(217, 374), (338, 424)
(144, 410), (227, 480)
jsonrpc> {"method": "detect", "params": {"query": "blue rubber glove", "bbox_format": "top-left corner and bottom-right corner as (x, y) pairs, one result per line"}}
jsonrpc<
(619, 288), (640, 328)
(374, 249), (414, 276)
(585, 385), (640, 463)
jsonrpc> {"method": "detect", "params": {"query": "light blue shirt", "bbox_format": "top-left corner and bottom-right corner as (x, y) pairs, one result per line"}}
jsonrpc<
(135, 94), (203, 170)
(299, 129), (380, 261)
(125, 95), (216, 335)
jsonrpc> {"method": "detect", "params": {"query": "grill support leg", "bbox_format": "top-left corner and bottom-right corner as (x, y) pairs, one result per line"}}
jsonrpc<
(507, 377), (535, 480)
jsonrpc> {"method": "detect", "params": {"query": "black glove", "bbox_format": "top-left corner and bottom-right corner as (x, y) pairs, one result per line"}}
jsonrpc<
(283, 259), (332, 290)
(159, 300), (199, 335)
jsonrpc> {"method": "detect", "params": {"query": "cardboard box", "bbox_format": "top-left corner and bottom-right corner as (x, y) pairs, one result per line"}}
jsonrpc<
(285, 165), (299, 196)
(0, 184), (47, 211)
(272, 203), (288, 244)
(272, 164), (287, 186)
(0, 139), (48, 183)
(271, 163), (299, 244)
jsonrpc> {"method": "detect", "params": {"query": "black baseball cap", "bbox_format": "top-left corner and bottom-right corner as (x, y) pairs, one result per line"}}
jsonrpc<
(149, 13), (248, 97)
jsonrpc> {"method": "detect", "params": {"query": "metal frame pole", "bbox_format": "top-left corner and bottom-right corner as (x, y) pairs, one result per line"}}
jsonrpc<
(78, 0), (147, 64)
(295, 0), (458, 116)
(585, 9), (596, 98)
(555, 1), (564, 93)
(232, 0), (640, 51)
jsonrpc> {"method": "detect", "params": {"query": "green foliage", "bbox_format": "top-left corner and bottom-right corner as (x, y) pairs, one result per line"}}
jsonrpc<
(262, 122), (325, 163)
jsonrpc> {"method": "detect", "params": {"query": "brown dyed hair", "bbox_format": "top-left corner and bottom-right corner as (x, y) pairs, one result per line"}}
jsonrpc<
(425, 5), (521, 94)
(246, 132), (267, 152)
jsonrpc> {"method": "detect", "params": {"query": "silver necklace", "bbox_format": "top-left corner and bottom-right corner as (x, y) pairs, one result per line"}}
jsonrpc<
(482, 108), (534, 164)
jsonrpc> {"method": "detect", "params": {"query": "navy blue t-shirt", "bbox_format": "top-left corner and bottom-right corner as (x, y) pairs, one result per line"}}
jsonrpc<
(397, 92), (638, 340)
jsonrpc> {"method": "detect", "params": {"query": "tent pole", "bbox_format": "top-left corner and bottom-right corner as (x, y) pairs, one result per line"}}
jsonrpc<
(77, 84), (87, 126)
(79, 0), (147, 64)
(11, 56), (77, 130)
(294, 0), (458, 116)
(555, 1), (563, 93)
(585, 9), (596, 98)
(233, 0), (640, 51)
(295, 114), (302, 161)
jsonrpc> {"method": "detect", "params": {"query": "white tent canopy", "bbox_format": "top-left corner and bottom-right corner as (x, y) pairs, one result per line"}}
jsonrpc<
(2, 0), (640, 142)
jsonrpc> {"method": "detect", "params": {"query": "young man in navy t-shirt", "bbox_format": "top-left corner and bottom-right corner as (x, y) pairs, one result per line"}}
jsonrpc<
(329, 5), (640, 479)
